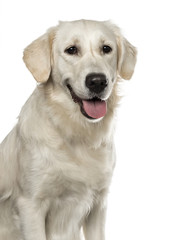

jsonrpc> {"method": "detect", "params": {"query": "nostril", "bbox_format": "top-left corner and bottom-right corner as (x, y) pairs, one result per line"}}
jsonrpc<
(100, 79), (107, 87)
(86, 73), (107, 94)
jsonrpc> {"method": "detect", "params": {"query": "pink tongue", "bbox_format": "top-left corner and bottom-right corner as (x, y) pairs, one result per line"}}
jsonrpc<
(82, 99), (107, 119)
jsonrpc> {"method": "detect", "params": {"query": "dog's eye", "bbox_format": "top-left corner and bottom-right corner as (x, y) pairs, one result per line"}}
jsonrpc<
(65, 46), (78, 55)
(102, 45), (112, 54)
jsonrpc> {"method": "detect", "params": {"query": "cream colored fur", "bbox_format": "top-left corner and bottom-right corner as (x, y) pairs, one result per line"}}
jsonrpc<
(0, 20), (137, 240)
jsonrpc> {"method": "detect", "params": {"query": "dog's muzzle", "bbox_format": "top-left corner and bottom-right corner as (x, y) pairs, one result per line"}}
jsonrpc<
(66, 73), (108, 120)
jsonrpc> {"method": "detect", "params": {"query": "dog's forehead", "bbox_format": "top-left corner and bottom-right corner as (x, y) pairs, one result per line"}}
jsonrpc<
(56, 20), (116, 45)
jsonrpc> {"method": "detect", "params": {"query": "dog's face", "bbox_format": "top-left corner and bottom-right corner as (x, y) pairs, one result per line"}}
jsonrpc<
(23, 20), (137, 122)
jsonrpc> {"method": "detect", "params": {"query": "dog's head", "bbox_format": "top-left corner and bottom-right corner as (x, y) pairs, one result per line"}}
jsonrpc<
(23, 20), (137, 122)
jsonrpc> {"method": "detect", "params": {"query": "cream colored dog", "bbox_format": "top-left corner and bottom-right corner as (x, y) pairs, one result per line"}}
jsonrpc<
(0, 20), (137, 240)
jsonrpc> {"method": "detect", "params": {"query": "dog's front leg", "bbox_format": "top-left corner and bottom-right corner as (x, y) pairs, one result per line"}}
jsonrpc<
(17, 197), (49, 240)
(83, 202), (107, 240)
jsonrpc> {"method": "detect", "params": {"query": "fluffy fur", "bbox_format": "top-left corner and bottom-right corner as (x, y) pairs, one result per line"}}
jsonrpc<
(0, 20), (137, 240)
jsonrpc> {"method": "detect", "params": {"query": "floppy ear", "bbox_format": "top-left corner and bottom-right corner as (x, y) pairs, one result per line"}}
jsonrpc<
(23, 28), (55, 83)
(117, 35), (137, 80)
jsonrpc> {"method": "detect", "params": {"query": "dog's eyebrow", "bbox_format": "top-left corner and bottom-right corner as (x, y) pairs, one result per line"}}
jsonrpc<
(64, 38), (81, 49)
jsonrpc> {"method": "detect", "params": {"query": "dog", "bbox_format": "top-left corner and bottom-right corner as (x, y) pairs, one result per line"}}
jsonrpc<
(0, 20), (137, 240)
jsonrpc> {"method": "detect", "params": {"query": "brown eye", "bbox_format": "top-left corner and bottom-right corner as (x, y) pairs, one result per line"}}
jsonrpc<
(65, 46), (78, 55)
(102, 45), (112, 54)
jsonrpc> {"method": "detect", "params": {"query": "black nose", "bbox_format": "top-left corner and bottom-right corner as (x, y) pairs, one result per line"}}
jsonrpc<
(85, 73), (108, 94)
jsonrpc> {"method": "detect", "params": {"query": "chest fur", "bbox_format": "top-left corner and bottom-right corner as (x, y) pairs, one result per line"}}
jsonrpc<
(21, 139), (115, 199)
(17, 137), (115, 237)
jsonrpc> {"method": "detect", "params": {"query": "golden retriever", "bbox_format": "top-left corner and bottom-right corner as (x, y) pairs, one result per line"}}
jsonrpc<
(0, 20), (137, 240)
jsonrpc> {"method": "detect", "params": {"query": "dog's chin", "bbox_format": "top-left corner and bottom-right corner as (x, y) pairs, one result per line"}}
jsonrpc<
(66, 84), (107, 121)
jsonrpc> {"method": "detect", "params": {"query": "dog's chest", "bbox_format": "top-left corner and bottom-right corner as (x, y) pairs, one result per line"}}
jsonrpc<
(19, 139), (115, 237)
(46, 144), (113, 223)
(39, 141), (114, 196)
(22, 138), (115, 201)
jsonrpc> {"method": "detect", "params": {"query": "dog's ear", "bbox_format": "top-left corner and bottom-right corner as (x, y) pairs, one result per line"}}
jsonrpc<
(116, 33), (137, 80)
(23, 28), (56, 83)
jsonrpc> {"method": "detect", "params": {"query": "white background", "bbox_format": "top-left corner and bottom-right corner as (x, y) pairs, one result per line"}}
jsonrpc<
(0, 0), (171, 239)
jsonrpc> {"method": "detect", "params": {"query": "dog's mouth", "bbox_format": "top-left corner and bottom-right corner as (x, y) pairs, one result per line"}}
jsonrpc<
(67, 84), (107, 120)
